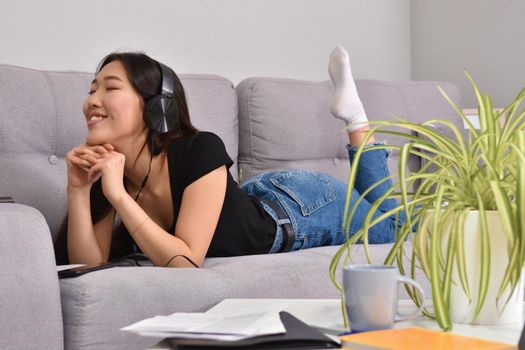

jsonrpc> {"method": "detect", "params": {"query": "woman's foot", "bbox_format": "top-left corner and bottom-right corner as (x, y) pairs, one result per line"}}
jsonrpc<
(328, 46), (368, 133)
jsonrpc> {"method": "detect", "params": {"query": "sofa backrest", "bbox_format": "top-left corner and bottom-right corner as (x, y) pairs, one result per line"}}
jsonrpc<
(236, 78), (462, 185)
(1, 63), (462, 240)
(0, 64), (237, 240)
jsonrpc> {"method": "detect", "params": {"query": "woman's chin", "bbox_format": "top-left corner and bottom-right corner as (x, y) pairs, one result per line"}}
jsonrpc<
(86, 134), (109, 146)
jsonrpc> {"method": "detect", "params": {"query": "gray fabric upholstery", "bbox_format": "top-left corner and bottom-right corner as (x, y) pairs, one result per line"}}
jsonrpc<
(236, 78), (349, 185)
(357, 80), (462, 127)
(60, 247), (340, 350)
(1, 63), (460, 350)
(0, 65), (92, 241)
(178, 74), (239, 180)
(0, 204), (63, 350)
(236, 78), (461, 185)
(59, 244), (429, 350)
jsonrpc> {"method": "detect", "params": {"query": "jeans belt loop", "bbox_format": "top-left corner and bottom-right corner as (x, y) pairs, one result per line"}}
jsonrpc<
(260, 198), (295, 253)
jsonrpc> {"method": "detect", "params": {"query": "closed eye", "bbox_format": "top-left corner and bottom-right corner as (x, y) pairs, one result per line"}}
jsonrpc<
(88, 87), (118, 95)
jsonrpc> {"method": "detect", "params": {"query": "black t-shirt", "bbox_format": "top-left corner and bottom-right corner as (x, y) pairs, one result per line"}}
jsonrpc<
(166, 131), (276, 257)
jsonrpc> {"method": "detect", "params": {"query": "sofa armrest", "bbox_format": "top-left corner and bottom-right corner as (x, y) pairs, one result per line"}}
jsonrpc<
(0, 204), (63, 350)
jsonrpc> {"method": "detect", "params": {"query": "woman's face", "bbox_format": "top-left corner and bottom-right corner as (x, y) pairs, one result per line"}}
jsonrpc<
(83, 60), (145, 147)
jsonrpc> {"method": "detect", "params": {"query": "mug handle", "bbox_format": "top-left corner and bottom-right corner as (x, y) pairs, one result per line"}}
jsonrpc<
(394, 275), (425, 322)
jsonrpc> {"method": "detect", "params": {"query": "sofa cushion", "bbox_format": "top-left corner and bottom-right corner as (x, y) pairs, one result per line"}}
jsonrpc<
(236, 78), (461, 186)
(176, 74), (239, 180)
(236, 78), (348, 185)
(59, 243), (429, 350)
(0, 65), (92, 241)
(59, 247), (337, 350)
(0, 64), (238, 239)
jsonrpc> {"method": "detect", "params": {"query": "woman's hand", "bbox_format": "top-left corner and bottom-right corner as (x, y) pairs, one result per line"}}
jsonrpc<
(66, 144), (114, 190)
(86, 150), (127, 204)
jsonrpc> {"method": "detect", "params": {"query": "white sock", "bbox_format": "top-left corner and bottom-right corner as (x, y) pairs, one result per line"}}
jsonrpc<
(328, 46), (368, 132)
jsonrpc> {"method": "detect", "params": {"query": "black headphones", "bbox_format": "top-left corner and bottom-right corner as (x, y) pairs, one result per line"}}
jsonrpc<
(143, 61), (179, 134)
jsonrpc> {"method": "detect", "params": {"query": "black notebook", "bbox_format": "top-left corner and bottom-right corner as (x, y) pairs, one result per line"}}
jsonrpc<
(58, 254), (152, 278)
(169, 311), (341, 350)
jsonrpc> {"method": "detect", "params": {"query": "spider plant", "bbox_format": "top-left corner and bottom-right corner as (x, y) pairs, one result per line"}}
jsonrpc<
(329, 73), (525, 331)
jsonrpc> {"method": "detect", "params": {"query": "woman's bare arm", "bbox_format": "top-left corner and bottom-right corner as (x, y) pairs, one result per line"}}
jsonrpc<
(66, 186), (115, 264)
(65, 144), (116, 265)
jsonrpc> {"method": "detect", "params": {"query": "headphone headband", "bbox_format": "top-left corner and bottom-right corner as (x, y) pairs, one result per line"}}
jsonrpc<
(157, 61), (174, 96)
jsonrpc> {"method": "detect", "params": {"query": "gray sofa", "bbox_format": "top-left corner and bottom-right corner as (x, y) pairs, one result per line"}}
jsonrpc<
(0, 63), (461, 350)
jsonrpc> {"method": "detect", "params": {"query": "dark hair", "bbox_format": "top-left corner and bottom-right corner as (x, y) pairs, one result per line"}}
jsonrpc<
(54, 52), (198, 264)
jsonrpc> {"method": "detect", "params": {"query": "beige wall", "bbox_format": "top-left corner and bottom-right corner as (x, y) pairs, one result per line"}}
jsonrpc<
(411, 0), (525, 108)
(0, 0), (411, 84)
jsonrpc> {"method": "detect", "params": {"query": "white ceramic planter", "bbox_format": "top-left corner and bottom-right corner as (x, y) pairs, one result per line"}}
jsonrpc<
(448, 210), (524, 325)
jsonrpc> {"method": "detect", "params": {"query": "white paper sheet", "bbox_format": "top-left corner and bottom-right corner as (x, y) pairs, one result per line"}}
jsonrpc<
(56, 264), (86, 272)
(121, 301), (289, 340)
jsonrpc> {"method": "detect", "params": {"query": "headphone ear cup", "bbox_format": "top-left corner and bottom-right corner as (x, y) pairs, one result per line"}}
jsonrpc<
(144, 94), (179, 133)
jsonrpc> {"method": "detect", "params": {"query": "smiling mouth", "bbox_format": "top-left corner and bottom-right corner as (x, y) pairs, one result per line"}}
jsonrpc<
(87, 114), (108, 126)
(88, 114), (107, 121)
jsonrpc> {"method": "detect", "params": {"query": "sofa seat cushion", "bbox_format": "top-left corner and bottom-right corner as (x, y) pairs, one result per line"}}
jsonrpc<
(59, 246), (338, 350)
(59, 243), (428, 350)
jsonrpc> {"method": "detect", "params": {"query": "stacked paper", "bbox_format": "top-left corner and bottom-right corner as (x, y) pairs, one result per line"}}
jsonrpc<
(121, 301), (289, 341)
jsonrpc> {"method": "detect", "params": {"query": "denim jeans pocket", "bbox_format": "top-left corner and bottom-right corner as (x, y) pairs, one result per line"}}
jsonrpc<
(269, 171), (336, 216)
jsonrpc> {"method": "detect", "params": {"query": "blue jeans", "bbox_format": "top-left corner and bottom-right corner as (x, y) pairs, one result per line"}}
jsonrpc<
(240, 142), (403, 253)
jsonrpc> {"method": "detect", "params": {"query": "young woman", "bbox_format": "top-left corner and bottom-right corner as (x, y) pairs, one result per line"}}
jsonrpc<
(54, 47), (401, 268)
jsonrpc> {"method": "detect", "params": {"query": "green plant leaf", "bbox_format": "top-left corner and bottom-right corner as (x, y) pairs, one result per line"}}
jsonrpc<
(443, 210), (457, 306)
(486, 95), (499, 159)
(497, 241), (520, 306)
(498, 96), (525, 144)
(340, 294), (348, 328)
(506, 87), (525, 122)
(473, 195), (490, 323)
(422, 119), (469, 160)
(399, 142), (415, 232)
(514, 132), (525, 265)
(500, 101), (525, 145)
(329, 242), (350, 292)
(437, 84), (479, 138)
(465, 71), (487, 131)
(414, 213), (432, 280)
(455, 209), (472, 302)
(430, 185), (452, 330)
(496, 133), (525, 306)
(408, 244), (424, 306)
(490, 181), (517, 247)
(382, 198), (427, 265)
